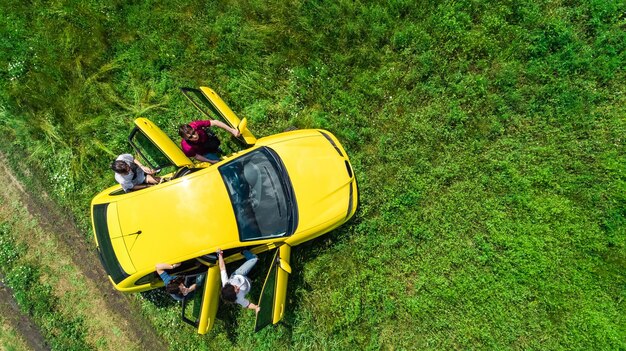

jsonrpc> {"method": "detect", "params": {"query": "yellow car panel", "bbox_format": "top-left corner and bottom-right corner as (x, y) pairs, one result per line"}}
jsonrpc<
(186, 87), (258, 145)
(114, 169), (240, 272)
(198, 265), (221, 335)
(273, 244), (291, 323)
(133, 118), (192, 167)
(199, 87), (241, 128)
(260, 131), (354, 237)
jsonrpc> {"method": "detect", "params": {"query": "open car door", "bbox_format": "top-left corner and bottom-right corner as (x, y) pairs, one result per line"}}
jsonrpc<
(181, 264), (221, 334)
(180, 87), (257, 146)
(129, 118), (193, 172)
(254, 245), (292, 332)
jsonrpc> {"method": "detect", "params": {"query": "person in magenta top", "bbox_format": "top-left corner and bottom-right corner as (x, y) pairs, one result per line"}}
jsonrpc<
(178, 120), (240, 164)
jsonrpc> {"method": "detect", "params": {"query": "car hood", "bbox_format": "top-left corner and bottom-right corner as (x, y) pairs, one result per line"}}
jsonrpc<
(112, 169), (239, 274)
(263, 131), (353, 234)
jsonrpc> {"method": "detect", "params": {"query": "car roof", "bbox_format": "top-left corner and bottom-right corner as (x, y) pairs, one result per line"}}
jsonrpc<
(113, 166), (239, 273)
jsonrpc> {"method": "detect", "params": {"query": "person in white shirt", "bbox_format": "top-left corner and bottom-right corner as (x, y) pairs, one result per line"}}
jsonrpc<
(110, 154), (160, 192)
(217, 249), (260, 313)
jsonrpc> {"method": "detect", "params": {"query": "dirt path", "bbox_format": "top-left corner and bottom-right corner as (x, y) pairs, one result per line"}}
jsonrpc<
(0, 153), (168, 350)
(0, 276), (49, 351)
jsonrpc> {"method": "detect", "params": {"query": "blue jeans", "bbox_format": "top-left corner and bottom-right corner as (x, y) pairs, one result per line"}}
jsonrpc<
(233, 250), (258, 276)
(202, 152), (221, 161)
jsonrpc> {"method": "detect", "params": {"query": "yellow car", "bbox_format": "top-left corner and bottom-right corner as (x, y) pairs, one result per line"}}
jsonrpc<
(90, 87), (358, 334)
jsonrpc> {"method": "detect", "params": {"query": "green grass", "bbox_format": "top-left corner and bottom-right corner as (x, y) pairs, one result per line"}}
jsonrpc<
(0, 319), (31, 351)
(0, 0), (624, 349)
(0, 218), (92, 351)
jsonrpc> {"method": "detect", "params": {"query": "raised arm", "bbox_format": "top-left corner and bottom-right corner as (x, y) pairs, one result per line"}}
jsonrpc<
(217, 249), (225, 271)
(217, 249), (230, 287)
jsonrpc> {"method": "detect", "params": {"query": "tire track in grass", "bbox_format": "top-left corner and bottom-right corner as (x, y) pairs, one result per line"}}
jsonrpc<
(0, 153), (168, 350)
(0, 276), (49, 351)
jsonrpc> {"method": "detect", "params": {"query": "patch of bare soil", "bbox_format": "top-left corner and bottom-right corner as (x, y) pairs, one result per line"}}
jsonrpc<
(0, 153), (167, 350)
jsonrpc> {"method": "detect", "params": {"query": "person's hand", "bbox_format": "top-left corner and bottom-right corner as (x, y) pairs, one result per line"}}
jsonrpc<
(216, 248), (223, 256)
(249, 303), (260, 314)
(181, 286), (190, 296)
(141, 166), (155, 174)
(231, 128), (241, 137)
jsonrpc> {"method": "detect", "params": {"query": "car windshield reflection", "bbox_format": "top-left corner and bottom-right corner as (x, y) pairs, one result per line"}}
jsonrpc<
(219, 147), (296, 241)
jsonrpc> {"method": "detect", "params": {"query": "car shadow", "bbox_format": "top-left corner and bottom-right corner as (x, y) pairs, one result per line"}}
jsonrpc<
(140, 288), (179, 308)
(266, 216), (361, 335)
(216, 302), (240, 342)
(215, 251), (268, 343)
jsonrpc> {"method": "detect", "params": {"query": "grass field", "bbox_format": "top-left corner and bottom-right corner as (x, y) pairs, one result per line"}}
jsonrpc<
(0, 0), (624, 349)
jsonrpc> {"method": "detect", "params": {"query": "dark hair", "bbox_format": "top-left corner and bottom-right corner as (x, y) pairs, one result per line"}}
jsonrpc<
(110, 160), (128, 173)
(221, 284), (236, 303)
(178, 124), (194, 140)
(166, 276), (185, 294)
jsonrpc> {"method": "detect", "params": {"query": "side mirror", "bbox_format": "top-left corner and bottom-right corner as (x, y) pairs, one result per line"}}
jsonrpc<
(238, 118), (257, 146)
(238, 117), (248, 133)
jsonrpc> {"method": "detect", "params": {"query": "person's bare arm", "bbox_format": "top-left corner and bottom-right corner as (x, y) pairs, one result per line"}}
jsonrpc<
(181, 283), (196, 296)
(211, 120), (241, 137)
(217, 249), (225, 271)
(133, 157), (156, 174)
(156, 262), (180, 275)
(194, 154), (218, 164)
(247, 302), (260, 314)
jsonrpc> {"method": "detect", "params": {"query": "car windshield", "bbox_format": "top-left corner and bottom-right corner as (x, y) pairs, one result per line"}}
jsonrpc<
(219, 147), (296, 241)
